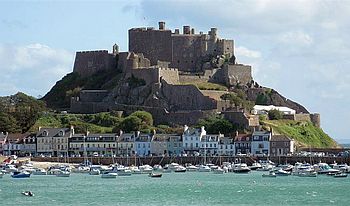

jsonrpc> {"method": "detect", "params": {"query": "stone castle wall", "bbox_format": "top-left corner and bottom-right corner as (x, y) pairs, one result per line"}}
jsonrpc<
(130, 67), (179, 85)
(283, 113), (321, 127)
(128, 22), (234, 72)
(73, 50), (116, 77)
(161, 81), (217, 111)
(223, 64), (252, 86)
(129, 28), (173, 65)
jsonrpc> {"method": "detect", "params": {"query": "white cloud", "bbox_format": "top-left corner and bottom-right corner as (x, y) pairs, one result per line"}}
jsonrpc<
(235, 46), (261, 59)
(0, 43), (74, 97)
(278, 31), (313, 46)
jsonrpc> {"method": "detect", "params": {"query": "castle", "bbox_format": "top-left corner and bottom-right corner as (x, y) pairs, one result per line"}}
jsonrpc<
(70, 22), (319, 128)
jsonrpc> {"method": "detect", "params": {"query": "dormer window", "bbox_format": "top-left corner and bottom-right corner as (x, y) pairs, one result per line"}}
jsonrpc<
(59, 130), (64, 137)
(43, 130), (48, 136)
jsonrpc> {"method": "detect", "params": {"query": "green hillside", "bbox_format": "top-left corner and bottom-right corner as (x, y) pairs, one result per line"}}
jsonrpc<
(261, 120), (339, 148)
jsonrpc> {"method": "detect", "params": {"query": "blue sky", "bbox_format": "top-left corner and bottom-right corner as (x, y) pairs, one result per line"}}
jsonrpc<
(1, 0), (350, 143)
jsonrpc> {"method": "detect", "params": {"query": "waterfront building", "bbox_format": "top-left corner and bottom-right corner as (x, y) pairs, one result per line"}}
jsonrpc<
(183, 125), (206, 155)
(218, 136), (235, 156)
(36, 127), (74, 156)
(118, 132), (136, 157)
(200, 134), (222, 156)
(234, 133), (252, 155)
(270, 135), (295, 156)
(0, 132), (8, 155)
(20, 133), (37, 156)
(135, 133), (151, 157)
(251, 130), (272, 156)
(69, 133), (118, 157)
(167, 134), (183, 156)
(151, 134), (168, 156)
(2, 133), (28, 156)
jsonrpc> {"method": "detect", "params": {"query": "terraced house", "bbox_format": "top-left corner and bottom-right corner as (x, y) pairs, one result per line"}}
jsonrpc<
(36, 127), (74, 156)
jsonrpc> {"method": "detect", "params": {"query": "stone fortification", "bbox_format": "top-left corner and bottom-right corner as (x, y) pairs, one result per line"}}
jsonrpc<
(73, 50), (116, 77)
(129, 22), (234, 72)
(283, 113), (321, 127)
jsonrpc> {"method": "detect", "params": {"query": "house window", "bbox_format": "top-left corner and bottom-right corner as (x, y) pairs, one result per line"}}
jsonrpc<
(272, 142), (276, 146)
(185, 143), (188, 148)
(285, 142), (289, 146)
(196, 143), (198, 148)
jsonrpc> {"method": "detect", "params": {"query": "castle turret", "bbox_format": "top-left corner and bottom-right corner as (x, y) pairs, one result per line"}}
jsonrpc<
(158, 21), (165, 30)
(183, 26), (191, 34)
(113, 43), (119, 55)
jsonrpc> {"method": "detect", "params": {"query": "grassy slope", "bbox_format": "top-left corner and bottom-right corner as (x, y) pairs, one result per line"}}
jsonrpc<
(30, 113), (113, 134)
(181, 82), (228, 91)
(261, 120), (339, 148)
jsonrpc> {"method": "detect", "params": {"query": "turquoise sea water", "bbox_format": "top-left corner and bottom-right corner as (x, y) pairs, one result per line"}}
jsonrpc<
(1, 172), (350, 206)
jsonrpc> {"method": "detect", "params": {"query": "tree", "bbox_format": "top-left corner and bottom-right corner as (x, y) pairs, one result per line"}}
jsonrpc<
(119, 116), (143, 132)
(0, 112), (20, 133)
(268, 109), (283, 120)
(197, 115), (235, 135)
(130, 111), (153, 126)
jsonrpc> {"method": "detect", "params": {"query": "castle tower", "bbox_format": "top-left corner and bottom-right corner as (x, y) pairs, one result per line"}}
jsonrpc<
(113, 43), (119, 55)
(158, 21), (165, 30)
(183, 26), (191, 34)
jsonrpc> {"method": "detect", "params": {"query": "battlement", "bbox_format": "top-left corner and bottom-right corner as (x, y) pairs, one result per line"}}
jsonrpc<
(76, 50), (108, 54)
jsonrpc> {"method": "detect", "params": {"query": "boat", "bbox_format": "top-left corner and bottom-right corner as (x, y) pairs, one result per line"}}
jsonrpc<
(186, 165), (198, 172)
(129, 166), (142, 174)
(21, 191), (34, 196)
(153, 164), (163, 172)
(139, 165), (153, 174)
(11, 171), (31, 178)
(213, 167), (225, 174)
(149, 172), (162, 178)
(249, 162), (262, 170)
(116, 168), (132, 176)
(56, 170), (70, 177)
(32, 168), (47, 175)
(334, 172), (348, 178)
(233, 163), (251, 173)
(89, 169), (101, 175)
(101, 172), (118, 178)
(298, 171), (317, 177)
(174, 166), (186, 173)
(274, 168), (290, 176)
(262, 171), (277, 178)
(314, 163), (339, 175)
(198, 165), (211, 172)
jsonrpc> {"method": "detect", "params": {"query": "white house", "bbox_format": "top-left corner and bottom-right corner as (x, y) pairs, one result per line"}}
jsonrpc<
(252, 105), (296, 115)
(218, 136), (235, 156)
(182, 125), (206, 155)
(251, 131), (272, 156)
(199, 134), (222, 156)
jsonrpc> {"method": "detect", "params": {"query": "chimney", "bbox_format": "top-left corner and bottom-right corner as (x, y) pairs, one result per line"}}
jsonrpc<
(235, 130), (238, 137)
(191, 28), (195, 34)
(158, 21), (165, 30)
(174, 29), (180, 34)
(70, 125), (75, 135)
(183, 26), (190, 34)
(38, 126), (42, 132)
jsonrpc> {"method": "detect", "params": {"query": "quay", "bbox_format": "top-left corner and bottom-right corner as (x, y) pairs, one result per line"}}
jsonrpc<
(31, 155), (350, 166)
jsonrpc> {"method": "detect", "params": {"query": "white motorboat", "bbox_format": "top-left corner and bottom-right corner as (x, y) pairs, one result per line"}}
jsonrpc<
(174, 166), (186, 173)
(315, 163), (339, 175)
(32, 168), (47, 175)
(213, 167), (225, 174)
(168, 163), (180, 171)
(11, 171), (31, 178)
(56, 170), (70, 177)
(101, 172), (118, 178)
(89, 169), (101, 175)
(274, 168), (290, 176)
(73, 166), (90, 173)
(130, 166), (142, 174)
(186, 165), (198, 172)
(116, 168), (132, 176)
(233, 163), (251, 173)
(262, 171), (277, 178)
(4, 164), (18, 173)
(198, 165), (211, 172)
(249, 162), (262, 170)
(298, 171), (317, 177)
(139, 165), (153, 174)
(153, 165), (163, 172)
(334, 172), (348, 178)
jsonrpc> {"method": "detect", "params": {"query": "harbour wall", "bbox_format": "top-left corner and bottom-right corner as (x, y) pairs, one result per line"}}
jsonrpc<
(31, 156), (350, 166)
